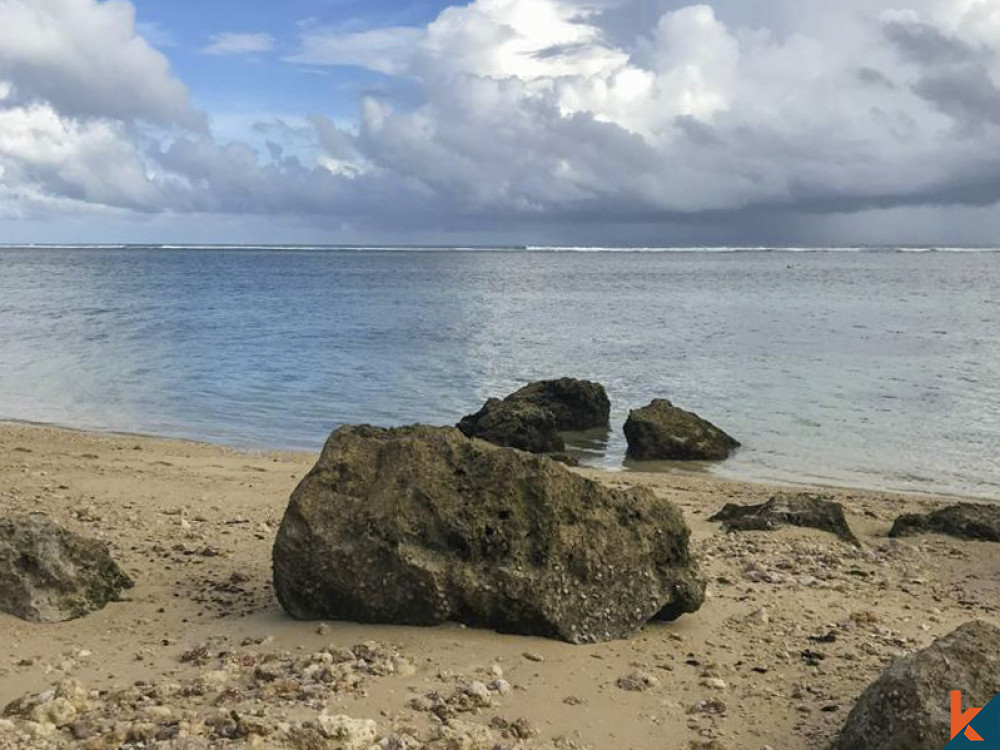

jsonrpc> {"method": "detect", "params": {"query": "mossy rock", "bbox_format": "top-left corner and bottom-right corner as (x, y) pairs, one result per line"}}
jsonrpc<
(624, 399), (739, 461)
(458, 378), (610, 454)
(889, 503), (1000, 542)
(710, 492), (860, 545)
(0, 514), (133, 623)
(833, 621), (1000, 750)
(273, 425), (704, 643)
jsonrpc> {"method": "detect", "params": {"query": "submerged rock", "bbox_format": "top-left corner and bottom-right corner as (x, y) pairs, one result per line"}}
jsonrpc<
(623, 399), (739, 461)
(889, 502), (1000, 542)
(272, 425), (704, 643)
(709, 493), (860, 545)
(833, 621), (1000, 750)
(0, 514), (133, 623)
(458, 378), (610, 453)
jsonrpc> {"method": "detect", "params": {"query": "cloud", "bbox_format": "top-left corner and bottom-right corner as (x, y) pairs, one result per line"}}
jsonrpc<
(288, 27), (422, 74)
(0, 0), (200, 127)
(3, 0), (1000, 242)
(274, 0), (1000, 228)
(202, 32), (275, 57)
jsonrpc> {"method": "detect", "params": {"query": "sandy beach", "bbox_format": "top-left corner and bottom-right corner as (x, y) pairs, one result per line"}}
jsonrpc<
(1, 420), (997, 749)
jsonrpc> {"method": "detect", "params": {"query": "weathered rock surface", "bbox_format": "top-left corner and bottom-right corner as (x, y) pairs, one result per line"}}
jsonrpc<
(710, 493), (860, 545)
(623, 399), (739, 461)
(273, 425), (704, 643)
(505, 379), (611, 431)
(889, 502), (1000, 542)
(458, 378), (610, 453)
(457, 398), (564, 453)
(0, 514), (133, 623)
(833, 621), (1000, 750)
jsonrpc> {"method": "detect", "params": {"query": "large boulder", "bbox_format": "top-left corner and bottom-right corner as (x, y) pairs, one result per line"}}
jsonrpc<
(833, 621), (1000, 750)
(624, 399), (739, 461)
(272, 425), (704, 643)
(890, 503), (1000, 542)
(458, 378), (610, 453)
(0, 515), (133, 623)
(710, 493), (860, 545)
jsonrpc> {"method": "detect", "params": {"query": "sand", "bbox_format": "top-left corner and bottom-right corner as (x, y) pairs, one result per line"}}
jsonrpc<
(1, 421), (998, 749)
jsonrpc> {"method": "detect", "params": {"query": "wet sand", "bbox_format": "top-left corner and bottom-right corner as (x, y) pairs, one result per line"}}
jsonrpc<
(1, 421), (998, 748)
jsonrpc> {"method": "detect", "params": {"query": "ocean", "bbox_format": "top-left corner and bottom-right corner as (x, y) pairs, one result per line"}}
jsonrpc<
(1, 245), (998, 499)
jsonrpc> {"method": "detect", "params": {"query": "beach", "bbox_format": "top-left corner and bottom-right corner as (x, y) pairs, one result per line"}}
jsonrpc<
(2, 421), (997, 749)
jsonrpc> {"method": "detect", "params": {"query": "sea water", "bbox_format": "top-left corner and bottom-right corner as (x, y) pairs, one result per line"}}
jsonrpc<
(1, 246), (997, 498)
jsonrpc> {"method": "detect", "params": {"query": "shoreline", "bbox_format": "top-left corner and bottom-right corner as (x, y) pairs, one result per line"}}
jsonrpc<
(0, 417), (984, 506)
(1, 420), (998, 748)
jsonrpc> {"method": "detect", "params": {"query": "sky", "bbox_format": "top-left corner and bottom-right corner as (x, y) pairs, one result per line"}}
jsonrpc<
(1, 0), (1000, 245)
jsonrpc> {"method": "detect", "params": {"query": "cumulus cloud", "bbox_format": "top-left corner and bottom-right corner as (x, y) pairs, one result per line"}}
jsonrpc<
(0, 0), (199, 127)
(285, 0), (1000, 224)
(202, 32), (275, 57)
(3, 0), (1000, 241)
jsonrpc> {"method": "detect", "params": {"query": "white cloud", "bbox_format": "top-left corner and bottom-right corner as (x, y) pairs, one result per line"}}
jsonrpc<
(288, 27), (422, 75)
(0, 102), (161, 209)
(0, 0), (200, 128)
(202, 32), (275, 57)
(3, 0), (1000, 241)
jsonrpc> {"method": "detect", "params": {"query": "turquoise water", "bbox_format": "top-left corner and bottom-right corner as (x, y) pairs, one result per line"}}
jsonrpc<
(1, 246), (998, 498)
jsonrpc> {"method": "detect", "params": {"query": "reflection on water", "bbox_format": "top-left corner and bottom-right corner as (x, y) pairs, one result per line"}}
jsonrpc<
(0, 247), (998, 499)
(558, 427), (612, 465)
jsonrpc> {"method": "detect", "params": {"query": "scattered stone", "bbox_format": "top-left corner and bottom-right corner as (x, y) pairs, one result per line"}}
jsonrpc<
(833, 621), (1000, 749)
(689, 699), (727, 715)
(409, 677), (509, 720)
(1, 643), (532, 750)
(315, 713), (378, 749)
(709, 492), (860, 545)
(617, 671), (660, 692)
(623, 399), (739, 461)
(0, 514), (133, 623)
(889, 503), (1000, 542)
(273, 425), (704, 643)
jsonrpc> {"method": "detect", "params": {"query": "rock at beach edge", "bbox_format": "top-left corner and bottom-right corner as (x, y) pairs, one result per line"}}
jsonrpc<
(272, 425), (704, 643)
(624, 399), (739, 461)
(458, 378), (611, 453)
(889, 502), (1000, 542)
(833, 620), (1000, 750)
(710, 492), (860, 545)
(0, 514), (133, 623)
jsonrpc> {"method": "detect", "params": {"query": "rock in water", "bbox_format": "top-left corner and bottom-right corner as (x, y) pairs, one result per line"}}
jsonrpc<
(889, 502), (1000, 542)
(0, 515), (133, 623)
(503, 379), (611, 431)
(709, 492), (860, 545)
(833, 621), (1000, 750)
(457, 398), (564, 453)
(458, 378), (610, 453)
(272, 425), (704, 643)
(624, 399), (739, 461)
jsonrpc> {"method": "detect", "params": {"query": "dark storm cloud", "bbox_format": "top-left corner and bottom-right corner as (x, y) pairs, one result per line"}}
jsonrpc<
(883, 19), (984, 66)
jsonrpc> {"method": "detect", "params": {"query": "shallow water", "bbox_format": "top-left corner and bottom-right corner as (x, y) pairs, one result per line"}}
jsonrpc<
(1, 246), (998, 498)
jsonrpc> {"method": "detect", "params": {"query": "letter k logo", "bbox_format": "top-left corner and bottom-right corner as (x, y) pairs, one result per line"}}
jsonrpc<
(953, 691), (985, 741)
